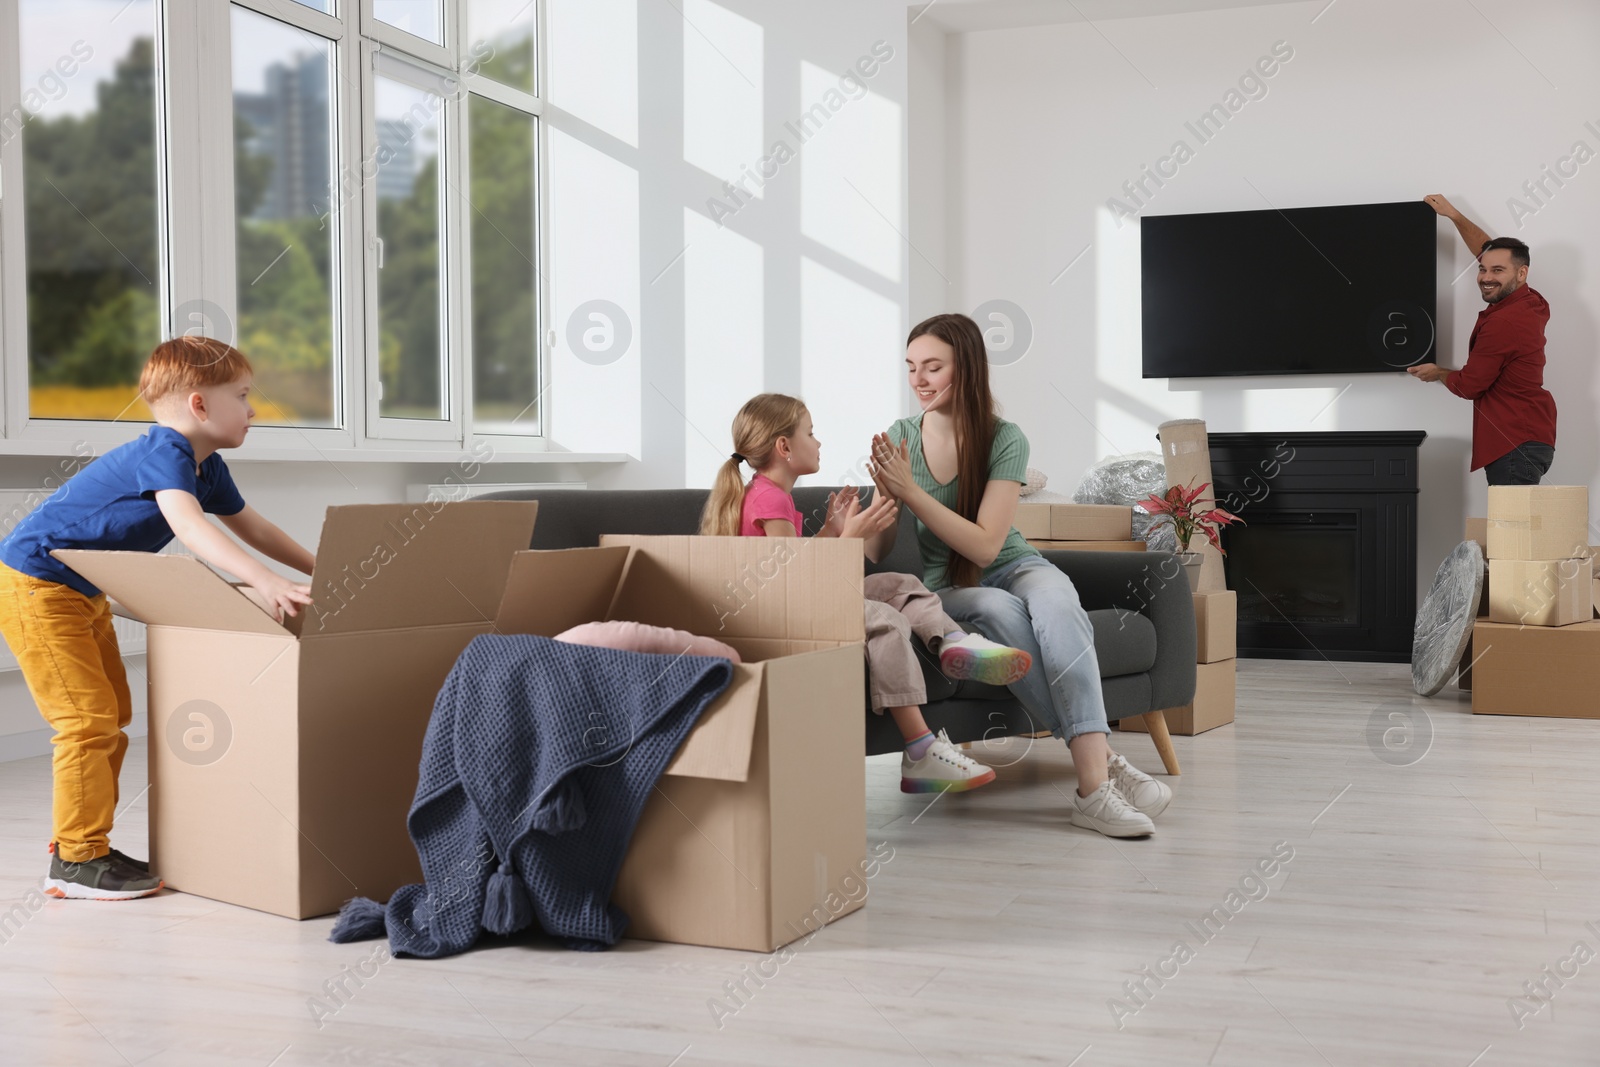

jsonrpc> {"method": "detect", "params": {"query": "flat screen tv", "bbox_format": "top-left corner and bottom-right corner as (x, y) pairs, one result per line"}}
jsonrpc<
(1141, 200), (1437, 378)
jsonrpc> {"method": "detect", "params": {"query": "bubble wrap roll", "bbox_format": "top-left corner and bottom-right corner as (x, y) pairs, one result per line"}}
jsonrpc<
(1072, 451), (1177, 551)
(1411, 541), (1485, 697)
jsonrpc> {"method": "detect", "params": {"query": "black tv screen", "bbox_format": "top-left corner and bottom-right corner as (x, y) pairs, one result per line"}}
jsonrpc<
(1141, 200), (1437, 378)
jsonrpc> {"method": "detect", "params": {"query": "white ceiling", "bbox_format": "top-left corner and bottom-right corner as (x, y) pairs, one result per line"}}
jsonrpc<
(908, 0), (1313, 33)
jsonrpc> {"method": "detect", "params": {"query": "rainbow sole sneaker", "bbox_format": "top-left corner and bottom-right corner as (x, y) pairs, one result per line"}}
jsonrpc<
(939, 634), (1033, 687)
(901, 730), (998, 793)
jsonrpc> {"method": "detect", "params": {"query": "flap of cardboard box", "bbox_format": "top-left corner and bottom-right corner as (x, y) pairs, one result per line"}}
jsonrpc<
(600, 535), (865, 643)
(660, 663), (762, 782)
(52, 551), (288, 635)
(307, 502), (538, 635)
(495, 545), (631, 636)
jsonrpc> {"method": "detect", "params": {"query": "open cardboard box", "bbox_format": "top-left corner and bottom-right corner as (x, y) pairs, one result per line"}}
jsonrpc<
(58, 502), (543, 920)
(60, 512), (869, 953)
(502, 533), (868, 952)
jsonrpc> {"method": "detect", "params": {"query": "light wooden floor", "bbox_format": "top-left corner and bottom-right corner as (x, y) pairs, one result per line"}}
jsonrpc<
(3, 659), (1598, 1066)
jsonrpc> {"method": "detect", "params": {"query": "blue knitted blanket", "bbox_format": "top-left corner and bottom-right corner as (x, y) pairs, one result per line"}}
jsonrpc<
(329, 633), (733, 956)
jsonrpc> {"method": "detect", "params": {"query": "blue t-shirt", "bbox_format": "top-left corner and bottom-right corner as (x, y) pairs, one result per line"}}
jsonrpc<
(0, 426), (246, 597)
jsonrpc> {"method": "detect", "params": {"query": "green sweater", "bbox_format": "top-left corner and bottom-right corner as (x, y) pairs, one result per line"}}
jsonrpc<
(888, 413), (1038, 592)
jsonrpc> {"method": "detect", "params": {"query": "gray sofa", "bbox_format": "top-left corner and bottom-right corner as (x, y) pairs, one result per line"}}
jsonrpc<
(484, 487), (1196, 774)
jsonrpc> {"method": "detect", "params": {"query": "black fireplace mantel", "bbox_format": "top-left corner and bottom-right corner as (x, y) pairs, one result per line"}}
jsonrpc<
(1208, 430), (1427, 663)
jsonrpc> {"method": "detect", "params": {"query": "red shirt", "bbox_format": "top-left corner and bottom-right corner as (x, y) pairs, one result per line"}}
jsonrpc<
(1445, 284), (1556, 471)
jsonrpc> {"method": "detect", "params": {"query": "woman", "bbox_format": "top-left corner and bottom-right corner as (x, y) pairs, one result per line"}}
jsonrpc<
(864, 312), (1172, 837)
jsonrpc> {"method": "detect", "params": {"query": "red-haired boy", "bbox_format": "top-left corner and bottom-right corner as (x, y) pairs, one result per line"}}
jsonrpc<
(0, 337), (315, 899)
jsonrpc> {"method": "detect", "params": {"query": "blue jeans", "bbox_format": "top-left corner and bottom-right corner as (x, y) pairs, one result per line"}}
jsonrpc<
(936, 554), (1110, 742)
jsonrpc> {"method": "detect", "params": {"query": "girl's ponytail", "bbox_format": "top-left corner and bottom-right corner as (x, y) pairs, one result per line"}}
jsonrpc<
(700, 455), (748, 535)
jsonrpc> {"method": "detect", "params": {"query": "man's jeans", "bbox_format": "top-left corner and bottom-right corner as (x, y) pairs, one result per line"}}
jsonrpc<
(936, 554), (1111, 742)
(1484, 442), (1555, 486)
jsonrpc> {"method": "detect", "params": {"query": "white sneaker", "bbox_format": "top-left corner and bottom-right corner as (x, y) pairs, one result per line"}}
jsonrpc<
(1107, 752), (1172, 818)
(902, 730), (997, 794)
(1069, 780), (1155, 837)
(938, 633), (1033, 686)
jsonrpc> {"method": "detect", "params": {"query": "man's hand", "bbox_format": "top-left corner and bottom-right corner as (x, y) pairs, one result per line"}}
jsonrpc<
(252, 573), (313, 622)
(1407, 362), (1449, 383)
(1424, 193), (1461, 220)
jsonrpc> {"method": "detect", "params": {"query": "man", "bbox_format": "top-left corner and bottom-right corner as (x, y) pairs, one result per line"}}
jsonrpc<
(1408, 194), (1556, 485)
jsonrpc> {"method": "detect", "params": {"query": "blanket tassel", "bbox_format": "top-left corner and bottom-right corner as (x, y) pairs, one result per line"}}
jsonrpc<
(328, 896), (388, 943)
(483, 861), (534, 936)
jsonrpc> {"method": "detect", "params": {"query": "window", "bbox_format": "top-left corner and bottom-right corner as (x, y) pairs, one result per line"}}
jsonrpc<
(369, 62), (450, 428)
(19, 0), (162, 423)
(231, 5), (340, 427)
(374, 0), (444, 46)
(467, 0), (536, 95)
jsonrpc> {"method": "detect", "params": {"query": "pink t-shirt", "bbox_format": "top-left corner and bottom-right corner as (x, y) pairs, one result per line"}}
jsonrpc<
(739, 474), (805, 537)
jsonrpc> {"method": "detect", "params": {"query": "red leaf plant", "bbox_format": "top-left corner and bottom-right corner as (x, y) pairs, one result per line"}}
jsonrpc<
(1136, 480), (1244, 555)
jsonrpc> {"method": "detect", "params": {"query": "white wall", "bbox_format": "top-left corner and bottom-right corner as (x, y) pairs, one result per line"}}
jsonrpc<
(563, 0), (915, 491)
(914, 0), (1600, 599)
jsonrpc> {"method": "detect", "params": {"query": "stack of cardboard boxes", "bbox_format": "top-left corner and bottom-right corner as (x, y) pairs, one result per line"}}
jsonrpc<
(1121, 589), (1237, 736)
(1014, 501), (1145, 552)
(1468, 486), (1600, 718)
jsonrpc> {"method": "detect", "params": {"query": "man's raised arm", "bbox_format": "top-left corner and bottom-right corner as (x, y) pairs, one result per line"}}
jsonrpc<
(1425, 193), (1492, 255)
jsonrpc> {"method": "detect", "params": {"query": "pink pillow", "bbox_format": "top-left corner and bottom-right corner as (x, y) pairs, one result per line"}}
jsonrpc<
(554, 620), (741, 663)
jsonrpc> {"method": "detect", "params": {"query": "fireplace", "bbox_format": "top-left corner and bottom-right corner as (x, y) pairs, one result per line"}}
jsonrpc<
(1208, 431), (1426, 662)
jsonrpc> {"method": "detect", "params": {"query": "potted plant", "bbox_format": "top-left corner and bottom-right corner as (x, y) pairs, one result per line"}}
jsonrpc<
(1137, 480), (1243, 592)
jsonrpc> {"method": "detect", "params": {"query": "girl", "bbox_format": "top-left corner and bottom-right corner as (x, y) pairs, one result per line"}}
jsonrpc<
(865, 314), (1173, 837)
(701, 393), (1033, 793)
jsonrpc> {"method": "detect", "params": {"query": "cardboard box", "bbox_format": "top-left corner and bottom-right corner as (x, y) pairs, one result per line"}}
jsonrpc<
(1157, 420), (1225, 592)
(1120, 659), (1235, 735)
(1486, 486), (1589, 561)
(1027, 539), (1147, 553)
(1488, 558), (1593, 626)
(1193, 591), (1237, 663)
(58, 502), (544, 920)
(1471, 620), (1600, 718)
(1465, 517), (1487, 554)
(1014, 503), (1132, 541)
(575, 535), (867, 952)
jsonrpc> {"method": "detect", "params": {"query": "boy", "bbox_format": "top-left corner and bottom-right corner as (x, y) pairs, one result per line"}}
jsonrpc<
(0, 336), (315, 900)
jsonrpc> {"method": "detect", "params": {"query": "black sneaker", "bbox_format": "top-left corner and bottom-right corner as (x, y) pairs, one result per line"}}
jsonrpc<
(45, 846), (163, 901)
(109, 848), (150, 873)
(48, 841), (150, 874)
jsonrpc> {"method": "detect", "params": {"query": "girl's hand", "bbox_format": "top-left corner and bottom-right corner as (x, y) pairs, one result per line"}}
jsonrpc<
(823, 485), (860, 537)
(840, 493), (898, 539)
(867, 433), (915, 500)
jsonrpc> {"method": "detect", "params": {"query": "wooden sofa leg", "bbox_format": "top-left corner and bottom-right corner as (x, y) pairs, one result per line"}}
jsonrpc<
(1142, 710), (1181, 776)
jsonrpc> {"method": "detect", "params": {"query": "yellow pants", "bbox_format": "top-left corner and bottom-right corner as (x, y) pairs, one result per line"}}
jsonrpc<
(0, 562), (133, 863)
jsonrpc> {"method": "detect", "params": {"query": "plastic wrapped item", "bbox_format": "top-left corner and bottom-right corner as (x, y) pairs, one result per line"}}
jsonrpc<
(1072, 451), (1176, 552)
(1411, 541), (1485, 697)
(1020, 467), (1049, 496)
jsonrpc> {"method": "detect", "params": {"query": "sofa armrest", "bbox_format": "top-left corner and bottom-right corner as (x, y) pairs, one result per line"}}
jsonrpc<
(1037, 549), (1198, 710)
